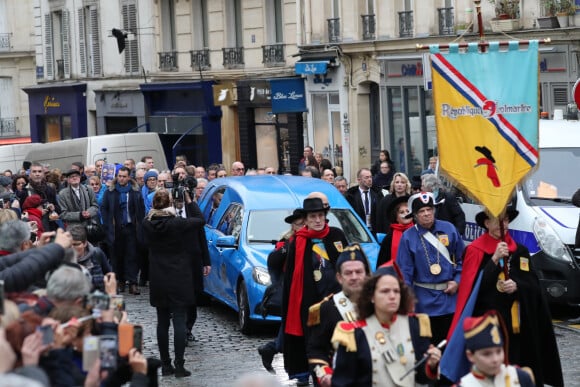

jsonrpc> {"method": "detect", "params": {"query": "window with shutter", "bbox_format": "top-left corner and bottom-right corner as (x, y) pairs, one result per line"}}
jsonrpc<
(44, 13), (54, 80)
(89, 6), (102, 76)
(78, 8), (87, 76)
(62, 10), (71, 78)
(122, 2), (140, 74)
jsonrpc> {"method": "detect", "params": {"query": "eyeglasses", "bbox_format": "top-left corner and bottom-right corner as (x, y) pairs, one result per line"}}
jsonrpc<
(89, 183), (100, 186)
(234, 168), (245, 171)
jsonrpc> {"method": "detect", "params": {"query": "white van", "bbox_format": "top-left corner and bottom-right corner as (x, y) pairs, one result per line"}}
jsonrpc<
(24, 133), (168, 172)
(0, 143), (43, 174)
(461, 117), (580, 305)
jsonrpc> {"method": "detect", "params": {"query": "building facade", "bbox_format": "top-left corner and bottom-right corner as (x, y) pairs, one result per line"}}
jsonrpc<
(0, 0), (36, 145)
(297, 0), (580, 182)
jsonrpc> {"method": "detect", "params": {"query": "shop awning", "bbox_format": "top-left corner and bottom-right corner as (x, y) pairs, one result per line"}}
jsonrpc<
(295, 61), (329, 75)
(270, 78), (307, 113)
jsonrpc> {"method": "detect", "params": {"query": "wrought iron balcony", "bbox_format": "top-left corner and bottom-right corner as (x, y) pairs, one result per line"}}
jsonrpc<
(327, 18), (340, 42)
(159, 51), (178, 71)
(190, 49), (210, 70)
(262, 44), (285, 67)
(361, 14), (376, 40)
(438, 7), (454, 35)
(398, 11), (414, 38)
(56, 59), (65, 79)
(222, 47), (244, 69)
(0, 33), (10, 51)
(0, 118), (17, 137)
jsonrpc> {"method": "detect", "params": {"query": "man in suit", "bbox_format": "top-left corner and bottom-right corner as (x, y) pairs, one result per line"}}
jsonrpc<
(345, 168), (383, 232)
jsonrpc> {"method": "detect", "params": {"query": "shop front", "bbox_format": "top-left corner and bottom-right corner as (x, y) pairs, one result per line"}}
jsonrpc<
(22, 83), (87, 143)
(94, 88), (147, 135)
(297, 56), (349, 177)
(140, 81), (222, 168)
(236, 78), (306, 175)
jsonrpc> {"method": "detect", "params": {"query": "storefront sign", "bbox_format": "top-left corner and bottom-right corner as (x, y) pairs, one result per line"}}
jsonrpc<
(212, 82), (237, 106)
(295, 61), (329, 75)
(386, 60), (424, 78)
(43, 96), (61, 113)
(270, 78), (307, 113)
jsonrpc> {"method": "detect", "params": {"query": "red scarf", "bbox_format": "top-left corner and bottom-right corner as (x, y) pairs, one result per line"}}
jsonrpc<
(390, 222), (414, 260)
(26, 207), (42, 220)
(285, 224), (330, 336)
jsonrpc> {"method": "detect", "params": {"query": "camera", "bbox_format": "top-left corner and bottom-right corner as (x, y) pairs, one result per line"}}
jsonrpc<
(171, 174), (197, 201)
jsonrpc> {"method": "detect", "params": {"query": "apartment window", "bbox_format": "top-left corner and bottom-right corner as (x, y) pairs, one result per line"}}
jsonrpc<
(159, 0), (177, 71)
(225, 0), (243, 48)
(0, 77), (16, 137)
(0, 1), (9, 52)
(192, 0), (208, 49)
(121, 1), (140, 74)
(327, 0), (340, 42)
(263, 0), (284, 66)
(44, 10), (71, 80)
(78, 5), (102, 77)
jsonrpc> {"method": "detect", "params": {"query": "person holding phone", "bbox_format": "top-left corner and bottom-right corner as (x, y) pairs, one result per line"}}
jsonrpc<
(142, 189), (205, 378)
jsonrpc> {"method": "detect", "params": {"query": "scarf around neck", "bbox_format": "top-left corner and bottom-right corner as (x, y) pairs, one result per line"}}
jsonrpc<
(390, 222), (414, 260)
(285, 224), (330, 336)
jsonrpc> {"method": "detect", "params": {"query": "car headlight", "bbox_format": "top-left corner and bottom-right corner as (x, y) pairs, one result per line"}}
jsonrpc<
(532, 216), (574, 263)
(252, 267), (271, 286)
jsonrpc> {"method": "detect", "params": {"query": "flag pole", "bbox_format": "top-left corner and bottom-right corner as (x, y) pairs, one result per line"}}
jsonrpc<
(416, 38), (551, 51)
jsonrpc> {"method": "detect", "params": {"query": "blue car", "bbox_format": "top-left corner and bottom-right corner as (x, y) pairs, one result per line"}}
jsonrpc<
(196, 175), (380, 333)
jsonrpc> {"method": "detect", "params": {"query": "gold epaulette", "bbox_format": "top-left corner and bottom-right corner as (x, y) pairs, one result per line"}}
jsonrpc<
(416, 313), (432, 338)
(307, 293), (334, 327)
(331, 321), (357, 352)
(520, 367), (535, 384)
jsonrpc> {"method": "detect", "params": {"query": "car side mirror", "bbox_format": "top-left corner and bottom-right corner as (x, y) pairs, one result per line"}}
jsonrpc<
(376, 233), (386, 244)
(216, 235), (237, 248)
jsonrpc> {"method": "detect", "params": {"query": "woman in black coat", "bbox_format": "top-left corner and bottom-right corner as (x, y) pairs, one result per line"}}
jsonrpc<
(142, 190), (205, 378)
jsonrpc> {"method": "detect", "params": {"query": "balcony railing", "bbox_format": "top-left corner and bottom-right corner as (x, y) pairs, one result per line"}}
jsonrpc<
(56, 59), (65, 79)
(0, 33), (10, 51)
(361, 14), (376, 40)
(222, 47), (244, 69)
(327, 18), (340, 42)
(190, 49), (210, 70)
(438, 7), (455, 35)
(398, 11), (414, 38)
(0, 118), (17, 137)
(159, 51), (178, 71)
(262, 44), (285, 67)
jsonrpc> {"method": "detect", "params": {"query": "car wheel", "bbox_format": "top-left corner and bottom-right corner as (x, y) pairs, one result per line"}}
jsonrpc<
(237, 280), (252, 334)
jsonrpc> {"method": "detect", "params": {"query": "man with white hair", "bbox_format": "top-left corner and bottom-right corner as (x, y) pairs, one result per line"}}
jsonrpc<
(421, 174), (466, 236)
(231, 161), (245, 176)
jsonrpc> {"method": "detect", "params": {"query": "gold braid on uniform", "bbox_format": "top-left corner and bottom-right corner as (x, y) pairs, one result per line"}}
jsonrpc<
(307, 293), (334, 327)
(331, 321), (357, 352)
(416, 313), (433, 337)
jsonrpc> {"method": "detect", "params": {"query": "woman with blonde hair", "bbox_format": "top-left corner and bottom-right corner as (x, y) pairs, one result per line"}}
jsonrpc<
(375, 172), (412, 234)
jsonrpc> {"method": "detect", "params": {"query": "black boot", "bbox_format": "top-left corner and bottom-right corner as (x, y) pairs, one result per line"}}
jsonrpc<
(161, 359), (174, 376)
(174, 360), (191, 378)
(257, 342), (276, 374)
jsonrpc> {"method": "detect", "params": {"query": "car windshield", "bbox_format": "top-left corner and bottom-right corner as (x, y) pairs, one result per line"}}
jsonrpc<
(522, 147), (580, 205)
(246, 209), (374, 244)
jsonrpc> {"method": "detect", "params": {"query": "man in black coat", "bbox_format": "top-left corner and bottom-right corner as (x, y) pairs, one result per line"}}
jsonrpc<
(101, 167), (145, 295)
(17, 162), (61, 232)
(175, 195), (211, 344)
(344, 168), (383, 233)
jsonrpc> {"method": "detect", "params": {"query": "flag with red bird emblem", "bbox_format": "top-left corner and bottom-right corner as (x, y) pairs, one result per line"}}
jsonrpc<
(430, 41), (539, 217)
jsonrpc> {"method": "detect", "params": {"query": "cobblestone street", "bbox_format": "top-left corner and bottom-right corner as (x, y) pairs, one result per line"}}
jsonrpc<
(126, 288), (580, 387)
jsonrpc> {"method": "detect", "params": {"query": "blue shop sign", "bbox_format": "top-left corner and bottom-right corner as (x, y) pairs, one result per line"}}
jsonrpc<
(295, 61), (329, 75)
(270, 78), (307, 113)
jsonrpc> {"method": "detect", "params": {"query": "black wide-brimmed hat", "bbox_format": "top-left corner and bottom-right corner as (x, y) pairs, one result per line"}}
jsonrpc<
(386, 195), (410, 224)
(284, 208), (305, 224)
(475, 207), (519, 229)
(301, 197), (328, 213)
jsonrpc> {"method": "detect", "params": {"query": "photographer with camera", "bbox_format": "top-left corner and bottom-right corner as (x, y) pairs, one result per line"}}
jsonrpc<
(143, 189), (206, 377)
